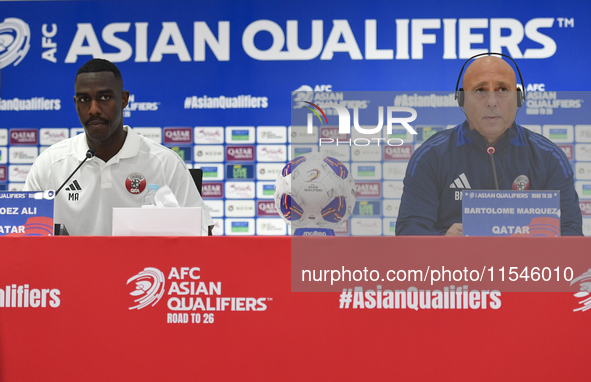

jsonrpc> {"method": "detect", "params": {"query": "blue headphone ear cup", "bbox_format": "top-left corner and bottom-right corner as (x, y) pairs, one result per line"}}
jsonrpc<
(517, 88), (524, 107)
(456, 89), (464, 107)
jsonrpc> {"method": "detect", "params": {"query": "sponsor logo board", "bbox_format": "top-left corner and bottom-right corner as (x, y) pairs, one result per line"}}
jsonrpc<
(352, 163), (381, 180)
(194, 146), (224, 162)
(351, 218), (382, 236)
(290, 144), (318, 160)
(575, 125), (591, 143)
(8, 165), (31, 182)
(134, 127), (162, 144)
(351, 146), (381, 162)
(320, 145), (350, 161)
(257, 182), (276, 199)
(256, 218), (286, 235)
(257, 126), (287, 144)
(383, 199), (401, 217)
(384, 145), (413, 160)
(9, 147), (38, 164)
(383, 218), (397, 236)
(225, 219), (255, 235)
(204, 200), (224, 217)
(201, 182), (224, 198)
(355, 182), (381, 198)
(257, 163), (284, 180)
(543, 125), (573, 143)
(195, 164), (224, 181)
(289, 125), (318, 144)
(226, 145), (255, 161)
(257, 145), (287, 162)
(383, 162), (408, 180)
(9, 129), (37, 145)
(257, 200), (279, 216)
(225, 200), (256, 217)
(194, 127), (224, 144)
(225, 181), (255, 199)
(226, 127), (255, 144)
(163, 127), (192, 144)
(383, 181), (404, 198)
(39, 128), (68, 145)
(226, 164), (254, 180)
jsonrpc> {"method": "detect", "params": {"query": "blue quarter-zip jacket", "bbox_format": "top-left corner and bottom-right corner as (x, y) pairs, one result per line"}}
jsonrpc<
(395, 121), (583, 236)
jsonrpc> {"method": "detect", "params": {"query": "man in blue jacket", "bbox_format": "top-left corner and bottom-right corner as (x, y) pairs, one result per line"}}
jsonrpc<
(396, 56), (583, 236)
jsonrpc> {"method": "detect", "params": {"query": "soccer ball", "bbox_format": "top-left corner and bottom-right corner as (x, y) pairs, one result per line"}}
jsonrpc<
(274, 153), (356, 229)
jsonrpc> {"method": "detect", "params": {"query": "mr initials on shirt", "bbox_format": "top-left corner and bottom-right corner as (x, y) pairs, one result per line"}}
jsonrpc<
(65, 179), (82, 201)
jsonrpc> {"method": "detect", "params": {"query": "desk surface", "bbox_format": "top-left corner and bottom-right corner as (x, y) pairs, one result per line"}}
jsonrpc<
(0, 237), (589, 381)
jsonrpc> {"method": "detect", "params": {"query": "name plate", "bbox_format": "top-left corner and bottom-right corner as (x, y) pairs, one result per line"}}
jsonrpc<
(462, 190), (560, 237)
(0, 191), (55, 236)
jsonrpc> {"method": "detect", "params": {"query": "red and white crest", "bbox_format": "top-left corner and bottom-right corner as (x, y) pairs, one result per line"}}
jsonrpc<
(125, 173), (146, 194)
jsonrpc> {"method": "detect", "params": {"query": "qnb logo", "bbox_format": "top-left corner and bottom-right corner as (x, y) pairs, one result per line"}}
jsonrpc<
(127, 267), (166, 310)
(571, 269), (591, 312)
(305, 102), (418, 147)
(0, 18), (31, 69)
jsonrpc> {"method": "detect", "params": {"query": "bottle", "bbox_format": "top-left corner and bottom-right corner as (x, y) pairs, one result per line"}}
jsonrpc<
(142, 184), (159, 207)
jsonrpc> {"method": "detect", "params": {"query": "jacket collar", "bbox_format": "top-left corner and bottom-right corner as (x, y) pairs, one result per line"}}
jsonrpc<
(462, 120), (519, 151)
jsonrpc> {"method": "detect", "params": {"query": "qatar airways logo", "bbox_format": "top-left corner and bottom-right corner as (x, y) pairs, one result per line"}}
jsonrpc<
(226, 146), (254, 161)
(580, 201), (591, 216)
(163, 128), (192, 144)
(384, 145), (413, 160)
(10, 129), (37, 145)
(202, 182), (223, 198)
(257, 200), (279, 216)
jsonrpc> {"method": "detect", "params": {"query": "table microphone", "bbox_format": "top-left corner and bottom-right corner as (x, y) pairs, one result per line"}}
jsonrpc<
(55, 148), (96, 196)
(486, 145), (500, 190)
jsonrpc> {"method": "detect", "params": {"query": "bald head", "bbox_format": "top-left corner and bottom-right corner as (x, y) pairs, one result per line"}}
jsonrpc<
(462, 56), (516, 92)
(461, 56), (520, 145)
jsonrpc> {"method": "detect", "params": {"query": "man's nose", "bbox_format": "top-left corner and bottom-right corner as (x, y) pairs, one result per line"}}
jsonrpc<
(485, 91), (499, 108)
(88, 99), (101, 115)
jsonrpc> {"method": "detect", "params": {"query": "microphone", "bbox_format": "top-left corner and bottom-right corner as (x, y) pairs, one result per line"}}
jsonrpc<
(487, 144), (500, 190)
(55, 148), (95, 196)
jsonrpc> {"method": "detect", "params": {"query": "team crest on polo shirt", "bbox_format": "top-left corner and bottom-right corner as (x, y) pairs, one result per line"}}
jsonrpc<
(126, 173), (146, 194)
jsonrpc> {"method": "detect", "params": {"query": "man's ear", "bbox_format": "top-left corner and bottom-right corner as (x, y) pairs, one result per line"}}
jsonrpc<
(122, 90), (130, 109)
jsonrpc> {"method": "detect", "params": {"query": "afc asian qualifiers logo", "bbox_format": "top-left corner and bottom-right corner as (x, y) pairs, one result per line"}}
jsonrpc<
(571, 269), (591, 312)
(0, 18), (31, 69)
(125, 172), (146, 194)
(127, 268), (166, 310)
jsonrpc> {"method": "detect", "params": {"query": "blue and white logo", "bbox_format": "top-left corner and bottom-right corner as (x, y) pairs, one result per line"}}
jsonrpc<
(0, 18), (31, 69)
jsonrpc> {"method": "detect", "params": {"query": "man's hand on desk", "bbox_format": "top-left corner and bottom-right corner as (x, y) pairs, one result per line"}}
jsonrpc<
(445, 223), (463, 236)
